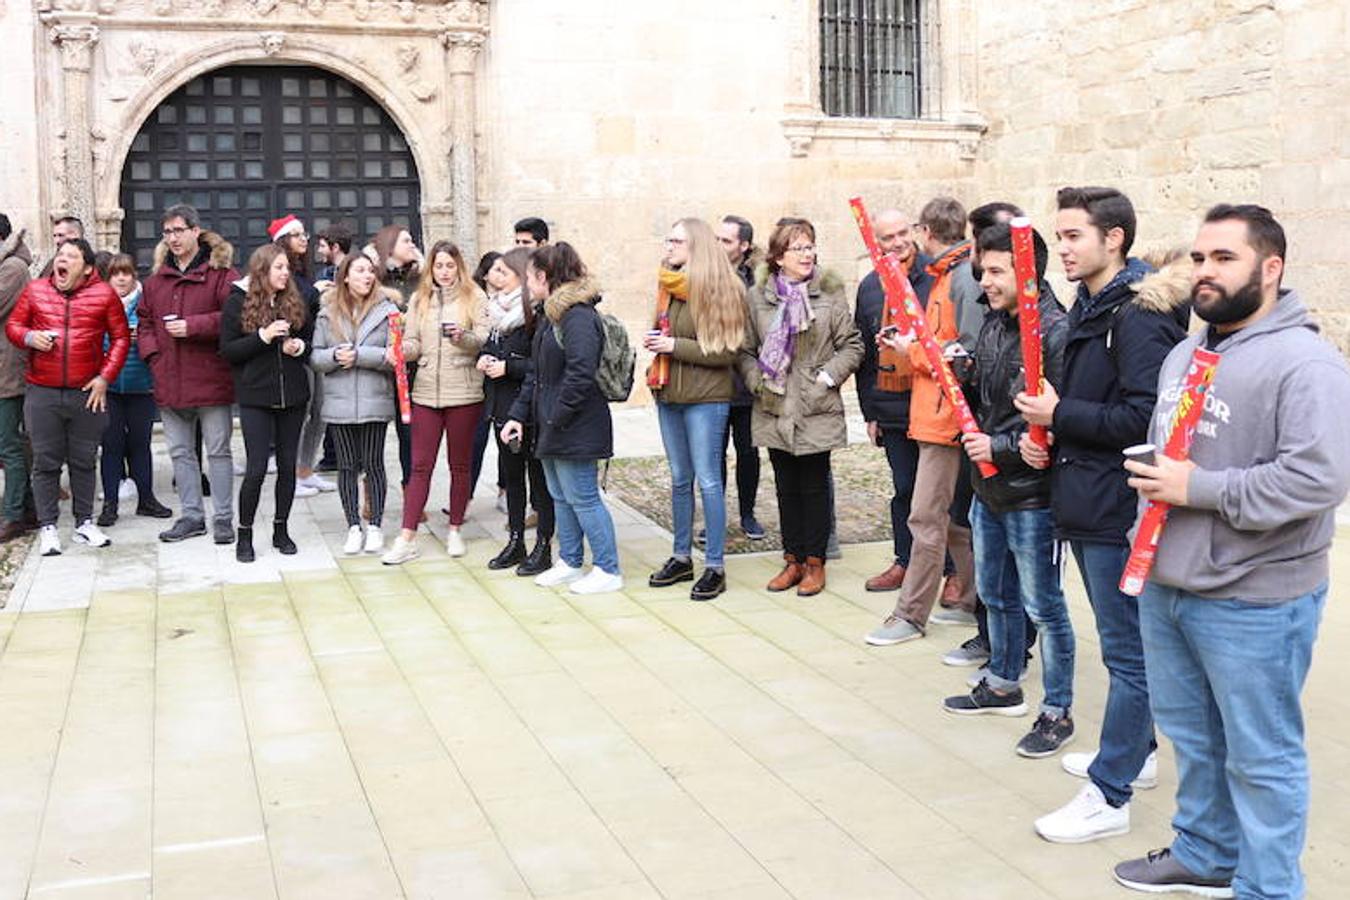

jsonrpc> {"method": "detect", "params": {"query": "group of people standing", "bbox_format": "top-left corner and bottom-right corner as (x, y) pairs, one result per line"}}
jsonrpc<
(2, 186), (1347, 899)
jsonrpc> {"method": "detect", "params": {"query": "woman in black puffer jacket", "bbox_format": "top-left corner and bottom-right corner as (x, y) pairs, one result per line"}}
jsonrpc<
(220, 243), (315, 562)
(477, 247), (554, 575)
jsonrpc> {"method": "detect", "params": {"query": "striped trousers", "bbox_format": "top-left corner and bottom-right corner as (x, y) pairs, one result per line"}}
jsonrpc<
(331, 421), (389, 527)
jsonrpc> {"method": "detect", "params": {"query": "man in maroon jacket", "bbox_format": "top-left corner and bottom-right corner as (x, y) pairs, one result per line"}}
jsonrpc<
(138, 204), (239, 544)
(6, 238), (130, 556)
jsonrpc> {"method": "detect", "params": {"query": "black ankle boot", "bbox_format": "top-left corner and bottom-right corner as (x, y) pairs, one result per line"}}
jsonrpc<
(96, 502), (118, 528)
(272, 521), (297, 555)
(515, 536), (552, 577)
(236, 526), (255, 563)
(488, 531), (527, 570)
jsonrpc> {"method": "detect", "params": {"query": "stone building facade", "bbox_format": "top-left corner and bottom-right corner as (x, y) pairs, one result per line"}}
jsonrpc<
(1, 0), (1346, 366)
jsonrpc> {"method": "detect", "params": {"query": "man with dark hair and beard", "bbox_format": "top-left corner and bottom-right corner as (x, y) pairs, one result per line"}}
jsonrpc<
(1110, 204), (1350, 899)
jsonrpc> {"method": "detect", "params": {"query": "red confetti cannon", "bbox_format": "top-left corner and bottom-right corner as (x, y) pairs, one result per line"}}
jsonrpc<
(387, 310), (412, 425)
(1010, 217), (1048, 449)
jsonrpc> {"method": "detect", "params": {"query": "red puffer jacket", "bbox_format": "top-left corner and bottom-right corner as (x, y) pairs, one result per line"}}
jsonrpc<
(5, 271), (130, 389)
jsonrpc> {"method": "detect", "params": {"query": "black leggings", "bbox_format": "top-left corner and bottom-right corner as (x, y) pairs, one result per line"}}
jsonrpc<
(494, 424), (554, 539)
(238, 405), (306, 527)
(331, 421), (388, 527)
(768, 448), (831, 560)
(101, 392), (159, 506)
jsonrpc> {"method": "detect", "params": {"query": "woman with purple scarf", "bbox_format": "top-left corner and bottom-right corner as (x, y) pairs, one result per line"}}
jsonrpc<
(736, 218), (863, 596)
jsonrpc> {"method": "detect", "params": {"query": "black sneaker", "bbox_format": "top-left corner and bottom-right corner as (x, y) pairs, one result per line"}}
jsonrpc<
(740, 516), (765, 540)
(690, 569), (726, 601)
(159, 518), (207, 543)
(213, 519), (236, 545)
(96, 503), (118, 528)
(136, 498), (174, 519)
(1114, 848), (1234, 898)
(1016, 712), (1075, 758)
(649, 556), (695, 587)
(943, 679), (1028, 717)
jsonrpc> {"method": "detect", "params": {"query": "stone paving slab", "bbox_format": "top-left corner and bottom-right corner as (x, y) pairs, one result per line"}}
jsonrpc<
(0, 408), (1346, 899)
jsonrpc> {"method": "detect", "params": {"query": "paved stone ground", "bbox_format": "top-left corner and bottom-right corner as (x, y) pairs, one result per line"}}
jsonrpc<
(1, 405), (1346, 899)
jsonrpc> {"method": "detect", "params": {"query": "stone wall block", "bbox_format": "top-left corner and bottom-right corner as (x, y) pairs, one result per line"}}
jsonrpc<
(1189, 130), (1277, 169)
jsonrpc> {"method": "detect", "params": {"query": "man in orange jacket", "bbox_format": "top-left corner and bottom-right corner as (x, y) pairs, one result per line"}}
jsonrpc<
(865, 197), (985, 646)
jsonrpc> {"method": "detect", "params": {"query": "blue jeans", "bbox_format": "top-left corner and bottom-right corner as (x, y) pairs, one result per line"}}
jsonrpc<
(540, 457), (620, 575)
(1072, 540), (1157, 806)
(972, 500), (1075, 715)
(1140, 583), (1324, 900)
(657, 401), (729, 568)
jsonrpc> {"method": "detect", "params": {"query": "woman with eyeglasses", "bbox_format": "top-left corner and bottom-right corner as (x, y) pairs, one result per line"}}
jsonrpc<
(643, 218), (747, 601)
(737, 218), (862, 596)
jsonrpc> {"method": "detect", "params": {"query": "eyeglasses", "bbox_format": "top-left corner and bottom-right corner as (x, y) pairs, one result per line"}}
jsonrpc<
(786, 244), (816, 255)
(161, 226), (194, 237)
(664, 237), (687, 246)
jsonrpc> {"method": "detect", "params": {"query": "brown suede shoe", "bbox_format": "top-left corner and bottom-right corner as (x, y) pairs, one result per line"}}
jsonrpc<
(939, 573), (966, 607)
(767, 553), (803, 592)
(797, 557), (826, 596)
(0, 519), (32, 544)
(865, 562), (907, 592)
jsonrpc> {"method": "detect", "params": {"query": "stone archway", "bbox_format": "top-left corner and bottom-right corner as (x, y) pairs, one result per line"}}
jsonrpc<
(117, 64), (424, 272)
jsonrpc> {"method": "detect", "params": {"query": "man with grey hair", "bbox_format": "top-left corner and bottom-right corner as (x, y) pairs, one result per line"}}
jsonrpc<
(138, 204), (239, 544)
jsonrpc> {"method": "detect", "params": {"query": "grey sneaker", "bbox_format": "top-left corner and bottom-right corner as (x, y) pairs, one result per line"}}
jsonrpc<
(159, 518), (206, 543)
(1016, 712), (1075, 758)
(864, 615), (922, 646)
(1114, 848), (1234, 898)
(942, 634), (991, 667)
(929, 606), (978, 627)
(213, 519), (235, 545)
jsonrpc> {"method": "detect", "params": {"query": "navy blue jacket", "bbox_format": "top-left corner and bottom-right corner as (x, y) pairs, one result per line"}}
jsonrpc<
(1050, 259), (1188, 542)
(853, 255), (934, 430)
(507, 278), (613, 460)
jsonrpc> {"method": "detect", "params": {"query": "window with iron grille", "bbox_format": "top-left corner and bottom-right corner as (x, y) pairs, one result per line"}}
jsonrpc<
(820, 0), (926, 119)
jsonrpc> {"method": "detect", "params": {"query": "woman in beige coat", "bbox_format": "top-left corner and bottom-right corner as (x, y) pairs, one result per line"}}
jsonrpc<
(382, 240), (490, 564)
(737, 218), (863, 596)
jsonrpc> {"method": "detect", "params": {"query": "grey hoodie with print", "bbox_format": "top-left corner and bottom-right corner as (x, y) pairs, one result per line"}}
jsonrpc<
(1144, 288), (1350, 601)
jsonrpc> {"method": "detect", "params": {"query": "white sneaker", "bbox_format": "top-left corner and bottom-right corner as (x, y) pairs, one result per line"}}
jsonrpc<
(363, 526), (384, 554)
(299, 473), (336, 493)
(118, 478), (137, 501)
(534, 560), (584, 587)
(1034, 783), (1130, 844)
(1062, 750), (1159, 790)
(73, 519), (111, 548)
(569, 567), (623, 595)
(445, 529), (466, 557)
(39, 524), (61, 556)
(381, 535), (420, 566)
(293, 483), (319, 499)
(343, 525), (365, 555)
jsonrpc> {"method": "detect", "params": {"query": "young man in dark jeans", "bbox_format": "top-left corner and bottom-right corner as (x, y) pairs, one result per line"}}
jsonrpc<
(1018, 187), (1187, 843)
(1114, 205), (1349, 898)
(941, 222), (1075, 760)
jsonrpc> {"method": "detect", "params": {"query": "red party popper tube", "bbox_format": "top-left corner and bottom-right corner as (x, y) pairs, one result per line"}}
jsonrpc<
(1010, 217), (1048, 449)
(850, 197), (997, 478)
(388, 310), (412, 425)
(1119, 347), (1221, 596)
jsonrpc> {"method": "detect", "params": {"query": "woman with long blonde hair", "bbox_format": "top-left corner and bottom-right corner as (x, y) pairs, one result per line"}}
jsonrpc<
(219, 243), (315, 562)
(382, 240), (490, 564)
(643, 217), (747, 601)
(310, 254), (400, 555)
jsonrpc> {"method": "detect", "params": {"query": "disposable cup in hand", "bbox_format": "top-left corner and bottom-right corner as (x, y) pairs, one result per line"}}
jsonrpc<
(1123, 443), (1156, 467)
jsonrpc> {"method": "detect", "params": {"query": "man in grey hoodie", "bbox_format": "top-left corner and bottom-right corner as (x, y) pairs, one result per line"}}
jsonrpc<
(1114, 204), (1350, 899)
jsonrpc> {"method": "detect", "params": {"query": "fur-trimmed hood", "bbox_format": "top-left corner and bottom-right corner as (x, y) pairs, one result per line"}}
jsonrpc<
(543, 276), (603, 323)
(1131, 250), (1191, 316)
(0, 228), (31, 267)
(151, 229), (234, 273)
(752, 262), (845, 298)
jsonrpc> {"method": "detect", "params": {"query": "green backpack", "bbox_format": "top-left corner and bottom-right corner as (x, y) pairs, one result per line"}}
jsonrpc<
(552, 308), (635, 403)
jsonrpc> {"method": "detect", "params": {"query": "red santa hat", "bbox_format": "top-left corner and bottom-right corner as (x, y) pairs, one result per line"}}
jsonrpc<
(267, 214), (304, 242)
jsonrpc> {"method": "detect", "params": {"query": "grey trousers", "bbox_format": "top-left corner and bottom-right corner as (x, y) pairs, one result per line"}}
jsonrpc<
(25, 385), (108, 527)
(161, 404), (234, 525)
(298, 369), (325, 471)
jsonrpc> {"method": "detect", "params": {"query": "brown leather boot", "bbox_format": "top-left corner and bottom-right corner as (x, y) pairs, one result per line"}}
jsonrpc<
(797, 557), (826, 596)
(767, 553), (803, 592)
(939, 573), (966, 608)
(865, 562), (906, 592)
